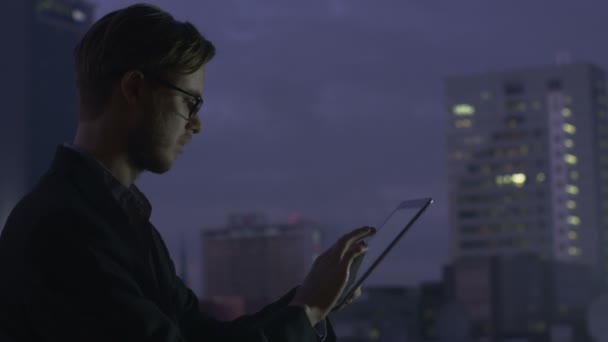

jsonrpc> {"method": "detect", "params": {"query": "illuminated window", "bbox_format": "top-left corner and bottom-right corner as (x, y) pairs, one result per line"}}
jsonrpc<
(564, 139), (574, 148)
(496, 173), (526, 187)
(536, 173), (546, 182)
(512, 173), (526, 187)
(563, 123), (576, 134)
(453, 104), (475, 116)
(570, 171), (579, 180)
(562, 108), (572, 117)
(568, 247), (580, 256)
(454, 119), (473, 128)
(567, 216), (581, 225)
(566, 200), (577, 209)
(566, 185), (579, 195)
(564, 154), (578, 165)
(568, 231), (578, 240)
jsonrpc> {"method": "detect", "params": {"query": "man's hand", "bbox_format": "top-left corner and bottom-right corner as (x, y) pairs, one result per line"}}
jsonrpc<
(288, 226), (376, 326)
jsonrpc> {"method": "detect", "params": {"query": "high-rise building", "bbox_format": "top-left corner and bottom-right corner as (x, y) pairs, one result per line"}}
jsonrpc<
(445, 62), (608, 289)
(0, 1), (94, 228)
(201, 213), (322, 312)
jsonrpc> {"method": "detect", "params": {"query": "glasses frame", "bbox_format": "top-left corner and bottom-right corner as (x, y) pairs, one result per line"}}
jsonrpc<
(147, 76), (203, 121)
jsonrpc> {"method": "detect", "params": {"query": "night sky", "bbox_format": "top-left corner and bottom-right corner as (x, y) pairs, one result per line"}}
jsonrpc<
(80, 1), (608, 296)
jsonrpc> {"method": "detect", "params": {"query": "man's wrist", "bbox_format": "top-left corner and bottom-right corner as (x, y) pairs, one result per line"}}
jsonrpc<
(288, 301), (323, 326)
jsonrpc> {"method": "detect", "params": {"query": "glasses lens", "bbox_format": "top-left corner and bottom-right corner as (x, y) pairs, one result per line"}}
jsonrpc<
(190, 99), (203, 118)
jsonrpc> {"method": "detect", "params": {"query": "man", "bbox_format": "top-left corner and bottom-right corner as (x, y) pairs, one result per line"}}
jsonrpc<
(0, 3), (375, 341)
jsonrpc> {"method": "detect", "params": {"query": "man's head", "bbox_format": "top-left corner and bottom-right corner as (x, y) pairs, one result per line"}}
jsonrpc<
(73, 3), (215, 174)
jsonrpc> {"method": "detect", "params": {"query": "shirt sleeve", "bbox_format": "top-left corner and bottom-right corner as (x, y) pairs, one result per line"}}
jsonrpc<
(25, 212), (191, 342)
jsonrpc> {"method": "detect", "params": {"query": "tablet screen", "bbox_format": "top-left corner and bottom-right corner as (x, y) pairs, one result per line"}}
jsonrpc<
(338, 197), (433, 305)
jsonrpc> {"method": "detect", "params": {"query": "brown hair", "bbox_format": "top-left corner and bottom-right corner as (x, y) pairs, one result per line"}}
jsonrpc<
(73, 3), (215, 118)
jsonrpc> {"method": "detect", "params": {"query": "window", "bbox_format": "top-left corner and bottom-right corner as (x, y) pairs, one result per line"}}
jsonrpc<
(566, 200), (577, 209)
(564, 154), (578, 165)
(536, 173), (546, 182)
(563, 123), (576, 135)
(504, 82), (524, 95)
(566, 185), (579, 195)
(547, 79), (562, 90)
(453, 104), (475, 116)
(567, 216), (581, 225)
(562, 108), (572, 117)
(454, 119), (473, 128)
(564, 139), (574, 148)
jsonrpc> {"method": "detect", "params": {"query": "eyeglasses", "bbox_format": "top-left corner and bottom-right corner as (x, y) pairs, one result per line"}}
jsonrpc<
(148, 77), (203, 121)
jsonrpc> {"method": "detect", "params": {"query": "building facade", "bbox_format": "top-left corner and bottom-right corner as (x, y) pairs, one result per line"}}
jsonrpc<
(0, 0), (94, 228)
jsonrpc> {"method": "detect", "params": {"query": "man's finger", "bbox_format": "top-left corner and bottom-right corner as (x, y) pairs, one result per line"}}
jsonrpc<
(340, 226), (375, 251)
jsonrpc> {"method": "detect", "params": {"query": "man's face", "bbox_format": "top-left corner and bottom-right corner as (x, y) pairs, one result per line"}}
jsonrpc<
(127, 65), (205, 174)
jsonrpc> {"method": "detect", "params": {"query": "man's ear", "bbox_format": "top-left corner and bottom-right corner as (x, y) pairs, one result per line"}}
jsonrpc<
(120, 70), (146, 105)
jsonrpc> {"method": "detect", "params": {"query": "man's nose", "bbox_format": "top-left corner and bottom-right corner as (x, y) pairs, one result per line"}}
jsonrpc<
(188, 114), (202, 134)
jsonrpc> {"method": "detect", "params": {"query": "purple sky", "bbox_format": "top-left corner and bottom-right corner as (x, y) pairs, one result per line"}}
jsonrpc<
(93, 0), (608, 296)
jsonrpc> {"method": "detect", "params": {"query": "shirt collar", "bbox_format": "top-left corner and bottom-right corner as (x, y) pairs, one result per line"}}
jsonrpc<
(62, 142), (152, 223)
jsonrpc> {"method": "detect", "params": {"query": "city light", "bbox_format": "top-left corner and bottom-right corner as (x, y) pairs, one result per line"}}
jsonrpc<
(453, 104), (475, 116)
(568, 231), (578, 240)
(455, 119), (473, 128)
(567, 216), (581, 226)
(562, 108), (572, 117)
(567, 200), (577, 209)
(566, 185), (579, 195)
(568, 247), (580, 256)
(563, 123), (577, 134)
(564, 154), (578, 165)
(564, 139), (574, 148)
(495, 173), (526, 187)
(536, 173), (546, 182)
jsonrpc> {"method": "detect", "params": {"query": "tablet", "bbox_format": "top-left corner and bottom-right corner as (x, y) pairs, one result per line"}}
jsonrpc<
(332, 197), (433, 311)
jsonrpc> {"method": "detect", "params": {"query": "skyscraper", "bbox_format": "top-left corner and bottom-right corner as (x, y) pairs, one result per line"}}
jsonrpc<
(445, 62), (608, 289)
(201, 213), (322, 312)
(0, 0), (94, 228)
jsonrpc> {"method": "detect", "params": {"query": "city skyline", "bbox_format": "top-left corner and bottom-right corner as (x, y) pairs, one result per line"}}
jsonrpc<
(5, 1), (608, 299)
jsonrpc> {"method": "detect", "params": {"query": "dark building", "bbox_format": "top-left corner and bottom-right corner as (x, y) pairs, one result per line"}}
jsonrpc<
(0, 0), (94, 228)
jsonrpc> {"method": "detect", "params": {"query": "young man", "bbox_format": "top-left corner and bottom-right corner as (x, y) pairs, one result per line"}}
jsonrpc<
(0, 4), (374, 341)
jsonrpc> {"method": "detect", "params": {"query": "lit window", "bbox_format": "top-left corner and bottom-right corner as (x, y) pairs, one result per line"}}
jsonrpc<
(454, 119), (473, 128)
(566, 185), (579, 195)
(564, 139), (574, 148)
(566, 200), (577, 209)
(564, 154), (578, 165)
(567, 216), (581, 225)
(536, 173), (546, 182)
(570, 171), (579, 180)
(568, 231), (578, 240)
(562, 108), (572, 117)
(453, 104), (475, 116)
(568, 247), (580, 256)
(512, 173), (526, 187)
(563, 123), (576, 134)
